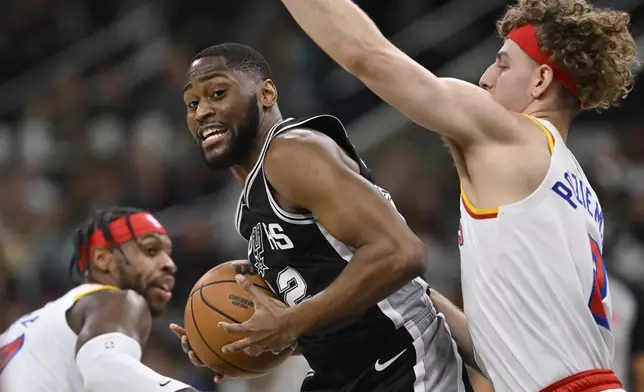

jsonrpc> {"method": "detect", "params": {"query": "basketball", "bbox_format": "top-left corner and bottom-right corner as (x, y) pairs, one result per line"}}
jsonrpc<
(184, 260), (292, 379)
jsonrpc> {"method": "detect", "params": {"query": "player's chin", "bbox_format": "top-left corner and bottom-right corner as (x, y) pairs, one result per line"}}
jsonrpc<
(145, 288), (172, 316)
(203, 145), (235, 169)
(147, 298), (168, 318)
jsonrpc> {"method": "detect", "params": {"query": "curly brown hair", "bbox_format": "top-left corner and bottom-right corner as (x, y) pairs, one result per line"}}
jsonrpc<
(497, 0), (639, 110)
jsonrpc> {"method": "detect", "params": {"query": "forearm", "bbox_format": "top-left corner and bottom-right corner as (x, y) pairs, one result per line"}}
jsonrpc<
(279, 0), (483, 143)
(291, 242), (424, 333)
(429, 289), (480, 373)
(77, 332), (195, 392)
(279, 0), (387, 73)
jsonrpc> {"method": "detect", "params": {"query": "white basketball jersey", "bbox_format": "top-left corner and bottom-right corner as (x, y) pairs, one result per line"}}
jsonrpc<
(458, 115), (614, 392)
(0, 284), (119, 392)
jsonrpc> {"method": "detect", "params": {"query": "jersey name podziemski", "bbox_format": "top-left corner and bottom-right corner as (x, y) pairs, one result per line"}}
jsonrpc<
(551, 170), (604, 241)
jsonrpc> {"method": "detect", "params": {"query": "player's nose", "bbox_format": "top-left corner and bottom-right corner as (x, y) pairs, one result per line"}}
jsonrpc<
(195, 102), (215, 123)
(158, 253), (178, 276)
(479, 64), (495, 90)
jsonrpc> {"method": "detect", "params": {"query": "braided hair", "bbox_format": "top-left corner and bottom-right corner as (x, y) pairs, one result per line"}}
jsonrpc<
(70, 206), (144, 281)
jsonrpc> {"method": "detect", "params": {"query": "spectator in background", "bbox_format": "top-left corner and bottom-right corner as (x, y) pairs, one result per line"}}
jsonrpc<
(0, 243), (9, 330)
(612, 193), (644, 283)
(608, 274), (644, 391)
(603, 196), (644, 391)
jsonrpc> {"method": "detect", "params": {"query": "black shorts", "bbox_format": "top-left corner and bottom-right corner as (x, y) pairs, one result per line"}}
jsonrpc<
(301, 355), (473, 392)
(300, 314), (474, 392)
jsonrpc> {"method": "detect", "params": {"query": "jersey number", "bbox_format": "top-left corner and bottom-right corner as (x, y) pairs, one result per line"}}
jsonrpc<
(277, 267), (310, 307)
(0, 334), (24, 375)
(588, 235), (610, 330)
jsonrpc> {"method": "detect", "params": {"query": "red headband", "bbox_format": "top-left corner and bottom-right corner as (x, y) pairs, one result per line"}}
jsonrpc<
(507, 24), (579, 98)
(78, 212), (168, 273)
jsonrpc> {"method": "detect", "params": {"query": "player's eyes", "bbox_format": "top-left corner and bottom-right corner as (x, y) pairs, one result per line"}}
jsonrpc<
(212, 90), (227, 99)
(187, 100), (198, 109)
(145, 247), (158, 257)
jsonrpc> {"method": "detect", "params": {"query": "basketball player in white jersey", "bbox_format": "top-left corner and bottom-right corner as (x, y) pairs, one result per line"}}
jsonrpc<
(274, 0), (638, 390)
(0, 207), (198, 392)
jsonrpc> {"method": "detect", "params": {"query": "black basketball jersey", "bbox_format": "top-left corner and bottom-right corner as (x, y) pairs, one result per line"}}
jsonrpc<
(235, 115), (465, 390)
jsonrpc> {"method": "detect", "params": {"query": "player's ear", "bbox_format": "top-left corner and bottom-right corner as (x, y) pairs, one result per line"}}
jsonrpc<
(532, 64), (555, 99)
(259, 79), (278, 109)
(92, 247), (113, 273)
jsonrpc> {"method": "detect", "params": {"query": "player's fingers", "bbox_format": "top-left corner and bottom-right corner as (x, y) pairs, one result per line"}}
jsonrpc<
(221, 336), (255, 353)
(169, 323), (186, 337)
(214, 373), (225, 383)
(270, 342), (295, 355)
(218, 321), (253, 334)
(235, 274), (266, 306)
(243, 346), (266, 357)
(181, 335), (192, 354)
(188, 350), (205, 367)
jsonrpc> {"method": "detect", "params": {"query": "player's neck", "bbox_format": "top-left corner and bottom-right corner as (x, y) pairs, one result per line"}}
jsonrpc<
(86, 275), (117, 287)
(231, 111), (283, 184)
(525, 108), (573, 142)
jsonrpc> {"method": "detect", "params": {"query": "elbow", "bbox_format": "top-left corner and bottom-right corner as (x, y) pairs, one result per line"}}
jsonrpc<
(390, 237), (427, 281)
(406, 238), (429, 278)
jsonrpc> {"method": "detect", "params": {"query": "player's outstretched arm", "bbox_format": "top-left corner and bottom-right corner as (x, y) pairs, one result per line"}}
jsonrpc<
(265, 130), (427, 332)
(278, 0), (520, 146)
(71, 290), (197, 392)
(428, 288), (480, 374)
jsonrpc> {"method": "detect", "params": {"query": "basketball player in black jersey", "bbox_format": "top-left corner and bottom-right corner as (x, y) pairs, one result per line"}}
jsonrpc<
(171, 43), (472, 392)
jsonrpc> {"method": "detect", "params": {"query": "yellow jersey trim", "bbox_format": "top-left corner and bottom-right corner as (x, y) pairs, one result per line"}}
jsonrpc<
(523, 114), (555, 155)
(73, 285), (120, 303)
(461, 187), (499, 219)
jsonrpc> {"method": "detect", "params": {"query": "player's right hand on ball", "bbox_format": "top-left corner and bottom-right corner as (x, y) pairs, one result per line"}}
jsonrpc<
(169, 323), (226, 384)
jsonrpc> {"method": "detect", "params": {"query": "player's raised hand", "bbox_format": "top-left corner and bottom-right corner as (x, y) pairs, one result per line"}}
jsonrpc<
(169, 323), (226, 384)
(218, 274), (300, 356)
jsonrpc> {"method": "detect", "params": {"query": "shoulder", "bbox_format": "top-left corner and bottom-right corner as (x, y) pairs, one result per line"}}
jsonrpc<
(69, 289), (150, 333)
(271, 127), (336, 149)
(441, 78), (545, 146)
(441, 78), (526, 128)
(265, 128), (355, 186)
(267, 128), (344, 168)
(264, 128), (357, 206)
(70, 284), (120, 304)
(71, 288), (152, 350)
(76, 288), (147, 311)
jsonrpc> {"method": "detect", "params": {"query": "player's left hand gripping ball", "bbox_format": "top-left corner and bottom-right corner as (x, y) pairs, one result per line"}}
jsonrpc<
(219, 274), (300, 356)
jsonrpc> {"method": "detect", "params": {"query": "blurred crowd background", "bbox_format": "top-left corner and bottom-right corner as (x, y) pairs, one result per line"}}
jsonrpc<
(1, 0), (644, 391)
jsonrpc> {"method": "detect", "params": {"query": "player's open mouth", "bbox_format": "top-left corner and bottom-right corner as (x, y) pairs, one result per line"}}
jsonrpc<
(150, 281), (173, 302)
(199, 125), (229, 148)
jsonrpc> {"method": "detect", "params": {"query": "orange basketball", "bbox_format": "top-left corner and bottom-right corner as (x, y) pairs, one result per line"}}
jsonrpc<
(184, 260), (292, 379)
